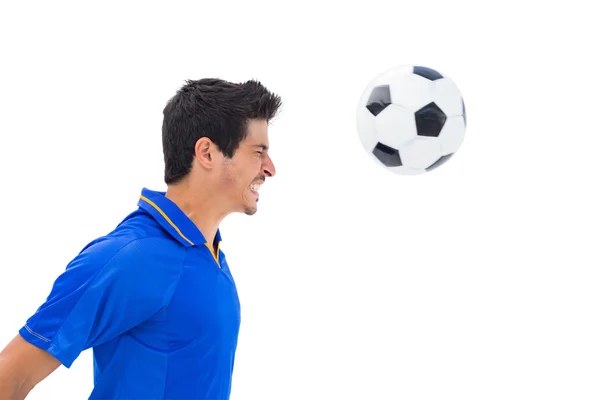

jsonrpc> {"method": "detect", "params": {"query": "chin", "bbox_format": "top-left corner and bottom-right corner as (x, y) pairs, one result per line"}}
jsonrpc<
(242, 199), (258, 215)
(243, 205), (258, 215)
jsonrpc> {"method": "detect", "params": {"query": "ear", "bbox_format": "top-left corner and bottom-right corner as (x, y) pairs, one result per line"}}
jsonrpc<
(195, 137), (215, 169)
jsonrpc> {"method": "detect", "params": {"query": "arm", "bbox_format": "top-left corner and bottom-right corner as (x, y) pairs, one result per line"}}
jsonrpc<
(0, 334), (61, 400)
(0, 236), (183, 398)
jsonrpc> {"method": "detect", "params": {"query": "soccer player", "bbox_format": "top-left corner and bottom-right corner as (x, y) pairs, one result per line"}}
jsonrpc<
(0, 78), (282, 399)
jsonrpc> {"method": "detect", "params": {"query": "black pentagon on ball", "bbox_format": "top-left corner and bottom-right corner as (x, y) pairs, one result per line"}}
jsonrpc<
(426, 153), (454, 171)
(366, 85), (391, 116)
(413, 66), (444, 81)
(415, 102), (447, 137)
(373, 142), (402, 167)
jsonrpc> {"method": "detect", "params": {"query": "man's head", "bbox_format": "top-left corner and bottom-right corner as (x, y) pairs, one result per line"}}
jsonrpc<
(162, 78), (282, 215)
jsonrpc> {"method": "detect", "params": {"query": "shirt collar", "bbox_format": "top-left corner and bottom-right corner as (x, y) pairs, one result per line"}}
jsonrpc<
(137, 188), (222, 248)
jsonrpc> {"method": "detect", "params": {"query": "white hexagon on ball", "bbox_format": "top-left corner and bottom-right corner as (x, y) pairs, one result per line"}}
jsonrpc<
(374, 105), (417, 150)
(399, 137), (442, 170)
(438, 116), (466, 156)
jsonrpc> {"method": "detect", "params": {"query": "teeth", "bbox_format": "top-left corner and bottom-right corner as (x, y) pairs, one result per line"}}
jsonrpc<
(251, 184), (260, 192)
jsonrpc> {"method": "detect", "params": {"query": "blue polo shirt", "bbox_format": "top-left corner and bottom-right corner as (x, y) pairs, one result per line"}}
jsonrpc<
(19, 188), (241, 399)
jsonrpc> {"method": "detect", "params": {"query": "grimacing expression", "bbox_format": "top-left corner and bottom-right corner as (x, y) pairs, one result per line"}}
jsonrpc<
(221, 119), (276, 215)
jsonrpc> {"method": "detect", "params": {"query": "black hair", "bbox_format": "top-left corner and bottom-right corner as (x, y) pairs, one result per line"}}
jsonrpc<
(161, 78), (282, 184)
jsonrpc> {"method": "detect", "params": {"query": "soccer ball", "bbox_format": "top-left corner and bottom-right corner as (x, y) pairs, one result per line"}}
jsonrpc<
(356, 64), (466, 175)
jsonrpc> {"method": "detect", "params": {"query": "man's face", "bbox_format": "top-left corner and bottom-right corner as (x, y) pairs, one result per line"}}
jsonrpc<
(220, 119), (276, 215)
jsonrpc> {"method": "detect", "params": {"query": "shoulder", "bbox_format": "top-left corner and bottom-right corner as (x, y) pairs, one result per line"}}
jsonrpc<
(66, 227), (187, 291)
(98, 235), (185, 264)
(80, 208), (186, 265)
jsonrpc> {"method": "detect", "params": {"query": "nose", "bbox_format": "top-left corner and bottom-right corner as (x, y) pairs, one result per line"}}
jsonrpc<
(262, 154), (276, 177)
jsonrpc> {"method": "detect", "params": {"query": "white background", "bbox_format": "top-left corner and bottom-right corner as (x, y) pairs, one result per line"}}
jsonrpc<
(1, 1), (599, 399)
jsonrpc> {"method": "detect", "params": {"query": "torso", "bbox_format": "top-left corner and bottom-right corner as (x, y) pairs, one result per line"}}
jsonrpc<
(89, 211), (241, 399)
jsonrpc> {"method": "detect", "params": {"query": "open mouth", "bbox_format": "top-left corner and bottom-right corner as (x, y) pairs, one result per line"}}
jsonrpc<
(249, 181), (263, 197)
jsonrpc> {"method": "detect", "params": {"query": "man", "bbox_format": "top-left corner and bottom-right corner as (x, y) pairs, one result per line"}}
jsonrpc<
(0, 78), (282, 399)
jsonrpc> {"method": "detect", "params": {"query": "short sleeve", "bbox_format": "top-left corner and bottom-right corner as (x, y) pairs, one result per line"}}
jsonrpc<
(18, 236), (184, 368)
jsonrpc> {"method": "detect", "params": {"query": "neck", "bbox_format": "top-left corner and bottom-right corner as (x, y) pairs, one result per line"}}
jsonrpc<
(164, 180), (227, 247)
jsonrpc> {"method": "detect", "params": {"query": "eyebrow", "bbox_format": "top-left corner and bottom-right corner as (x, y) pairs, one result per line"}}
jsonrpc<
(253, 144), (269, 151)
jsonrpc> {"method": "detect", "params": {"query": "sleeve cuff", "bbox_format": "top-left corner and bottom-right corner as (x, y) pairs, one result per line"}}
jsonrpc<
(18, 325), (74, 368)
